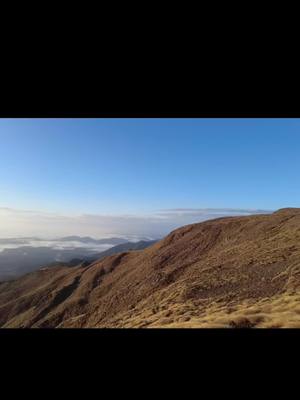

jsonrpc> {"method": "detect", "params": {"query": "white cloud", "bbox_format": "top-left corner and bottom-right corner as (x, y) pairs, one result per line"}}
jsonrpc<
(0, 206), (272, 239)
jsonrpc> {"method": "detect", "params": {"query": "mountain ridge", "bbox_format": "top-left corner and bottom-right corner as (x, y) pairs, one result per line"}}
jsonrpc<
(1, 208), (300, 328)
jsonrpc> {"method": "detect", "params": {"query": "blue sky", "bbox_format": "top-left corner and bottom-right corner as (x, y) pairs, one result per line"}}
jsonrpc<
(0, 118), (299, 237)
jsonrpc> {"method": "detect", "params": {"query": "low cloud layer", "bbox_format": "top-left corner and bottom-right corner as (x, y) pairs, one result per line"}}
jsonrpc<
(0, 206), (272, 239)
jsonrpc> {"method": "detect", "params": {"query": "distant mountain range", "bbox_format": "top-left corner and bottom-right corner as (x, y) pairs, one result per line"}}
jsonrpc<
(83, 240), (158, 263)
(0, 239), (157, 281)
(0, 236), (145, 246)
(56, 236), (130, 245)
(42, 240), (158, 270)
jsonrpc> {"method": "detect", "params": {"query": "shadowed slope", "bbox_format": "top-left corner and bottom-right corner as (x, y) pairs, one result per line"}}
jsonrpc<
(1, 208), (300, 328)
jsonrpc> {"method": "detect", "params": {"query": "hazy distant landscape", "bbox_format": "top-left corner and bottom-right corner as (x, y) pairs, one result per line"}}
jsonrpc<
(0, 236), (158, 281)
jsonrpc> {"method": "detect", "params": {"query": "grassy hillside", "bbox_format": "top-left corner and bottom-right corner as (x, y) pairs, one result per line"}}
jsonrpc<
(1, 208), (300, 328)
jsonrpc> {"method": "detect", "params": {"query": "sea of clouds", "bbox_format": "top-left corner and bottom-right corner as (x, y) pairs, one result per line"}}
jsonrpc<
(0, 239), (115, 253)
(0, 206), (272, 252)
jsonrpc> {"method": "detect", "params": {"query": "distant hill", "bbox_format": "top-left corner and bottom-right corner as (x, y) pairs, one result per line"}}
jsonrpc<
(45, 240), (158, 269)
(0, 246), (99, 281)
(57, 236), (129, 245)
(0, 239), (157, 281)
(86, 240), (158, 262)
(2, 209), (300, 328)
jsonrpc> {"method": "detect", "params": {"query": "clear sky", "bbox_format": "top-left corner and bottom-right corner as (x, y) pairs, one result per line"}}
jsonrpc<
(0, 118), (299, 238)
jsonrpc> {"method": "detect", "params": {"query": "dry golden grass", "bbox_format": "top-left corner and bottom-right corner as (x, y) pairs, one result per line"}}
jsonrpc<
(106, 290), (300, 328)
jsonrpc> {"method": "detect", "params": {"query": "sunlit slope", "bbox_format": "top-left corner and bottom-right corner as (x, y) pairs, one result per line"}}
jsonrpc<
(1, 208), (300, 328)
